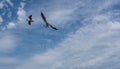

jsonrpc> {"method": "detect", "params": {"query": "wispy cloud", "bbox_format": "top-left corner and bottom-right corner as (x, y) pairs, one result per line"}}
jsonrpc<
(48, 8), (76, 27)
(0, 33), (18, 52)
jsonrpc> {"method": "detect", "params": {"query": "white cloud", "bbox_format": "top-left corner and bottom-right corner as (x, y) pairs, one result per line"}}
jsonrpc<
(17, 3), (26, 22)
(1, 22), (16, 31)
(7, 22), (16, 29)
(0, 33), (17, 52)
(17, 7), (26, 21)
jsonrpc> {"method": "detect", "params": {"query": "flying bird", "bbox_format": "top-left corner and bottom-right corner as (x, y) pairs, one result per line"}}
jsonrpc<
(41, 11), (58, 30)
(27, 15), (34, 25)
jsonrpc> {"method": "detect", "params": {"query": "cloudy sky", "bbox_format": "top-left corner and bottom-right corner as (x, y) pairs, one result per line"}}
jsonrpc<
(0, 0), (120, 69)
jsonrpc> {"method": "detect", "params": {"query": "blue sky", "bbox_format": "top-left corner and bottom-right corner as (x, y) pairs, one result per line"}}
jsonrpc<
(0, 0), (120, 69)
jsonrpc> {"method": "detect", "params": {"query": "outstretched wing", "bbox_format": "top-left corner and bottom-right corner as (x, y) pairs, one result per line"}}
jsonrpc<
(41, 12), (48, 23)
(49, 24), (58, 30)
(28, 21), (31, 25)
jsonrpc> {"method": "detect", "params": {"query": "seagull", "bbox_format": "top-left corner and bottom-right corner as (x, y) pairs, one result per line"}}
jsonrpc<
(41, 11), (58, 30)
(27, 15), (34, 25)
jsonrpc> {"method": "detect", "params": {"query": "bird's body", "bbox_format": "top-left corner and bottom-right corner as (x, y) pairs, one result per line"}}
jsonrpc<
(27, 15), (34, 25)
(41, 12), (58, 30)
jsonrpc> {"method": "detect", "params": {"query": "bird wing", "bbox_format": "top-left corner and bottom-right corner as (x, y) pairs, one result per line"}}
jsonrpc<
(28, 21), (31, 25)
(29, 15), (32, 20)
(49, 24), (58, 30)
(41, 12), (48, 23)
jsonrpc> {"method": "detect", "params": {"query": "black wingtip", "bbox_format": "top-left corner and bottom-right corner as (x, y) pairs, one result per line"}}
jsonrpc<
(53, 27), (58, 30)
(54, 28), (58, 30)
